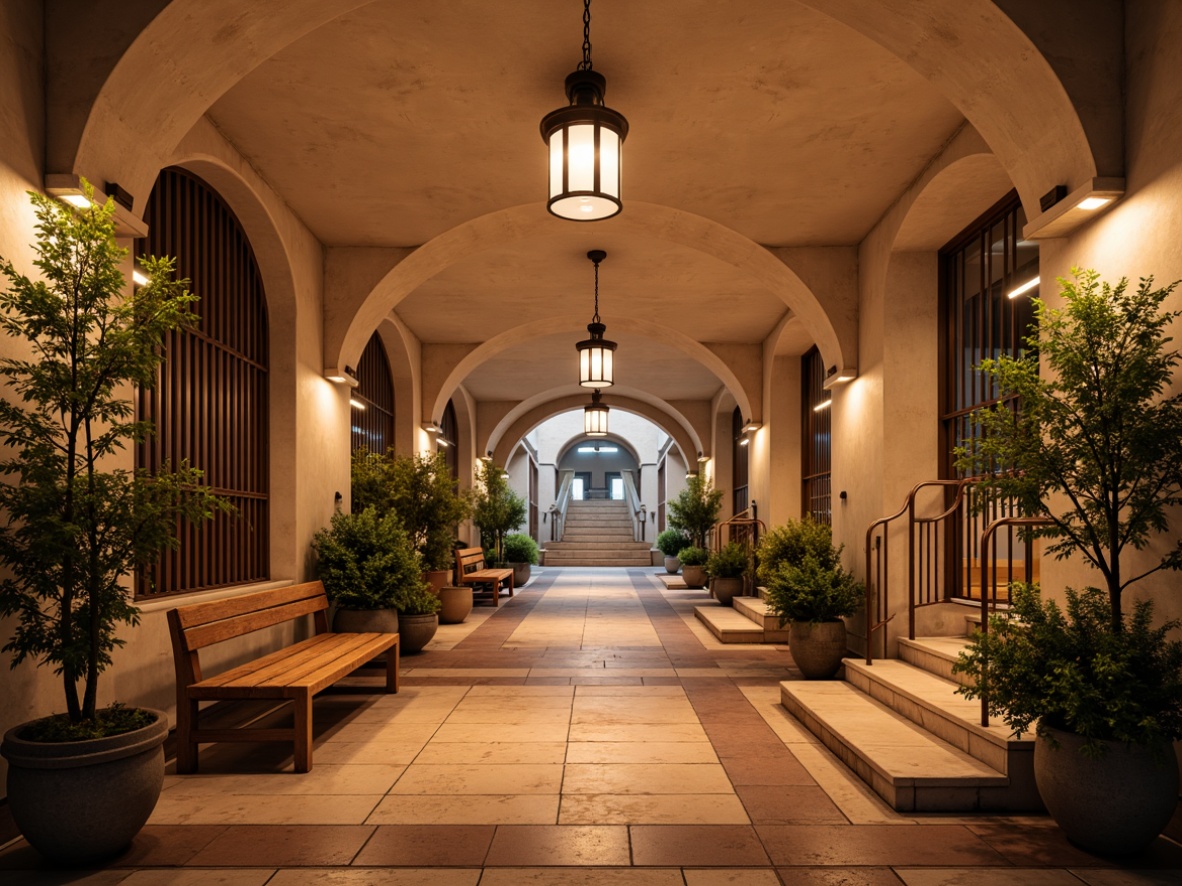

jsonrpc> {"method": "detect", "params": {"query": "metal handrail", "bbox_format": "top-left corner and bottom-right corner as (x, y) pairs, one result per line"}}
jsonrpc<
(551, 471), (574, 542)
(620, 471), (646, 542)
(977, 514), (1054, 726)
(714, 506), (764, 595)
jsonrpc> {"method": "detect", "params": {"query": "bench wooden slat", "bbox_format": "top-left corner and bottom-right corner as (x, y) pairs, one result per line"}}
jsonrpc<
(183, 596), (328, 651)
(173, 581), (328, 630)
(192, 633), (350, 689)
(454, 548), (514, 607)
(202, 633), (390, 691)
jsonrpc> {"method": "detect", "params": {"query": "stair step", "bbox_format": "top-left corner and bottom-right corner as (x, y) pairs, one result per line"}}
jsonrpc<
(542, 559), (653, 567)
(898, 636), (974, 687)
(694, 604), (769, 643)
(733, 596), (787, 634)
(841, 658), (1034, 783)
(780, 681), (1014, 812)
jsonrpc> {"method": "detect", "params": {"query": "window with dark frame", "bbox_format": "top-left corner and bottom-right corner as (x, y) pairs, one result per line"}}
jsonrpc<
(441, 399), (459, 480)
(135, 167), (270, 599)
(351, 332), (395, 454)
(801, 346), (832, 524)
(939, 190), (1039, 599)
(731, 406), (749, 514)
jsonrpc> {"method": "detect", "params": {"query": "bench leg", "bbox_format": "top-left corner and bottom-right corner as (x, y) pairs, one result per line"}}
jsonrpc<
(508, 573), (514, 598)
(385, 636), (400, 693)
(293, 693), (313, 773)
(175, 697), (200, 774)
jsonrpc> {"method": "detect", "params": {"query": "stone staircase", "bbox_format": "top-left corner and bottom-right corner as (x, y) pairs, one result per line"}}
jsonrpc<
(779, 611), (1042, 813)
(693, 586), (791, 644)
(542, 499), (653, 567)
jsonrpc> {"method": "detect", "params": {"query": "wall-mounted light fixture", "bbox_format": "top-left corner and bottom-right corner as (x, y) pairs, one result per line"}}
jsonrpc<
(738, 432), (751, 447)
(576, 250), (616, 387)
(1007, 276), (1040, 300)
(1024, 176), (1125, 239)
(813, 396), (833, 413)
(824, 365), (858, 389)
(540, 0), (628, 221)
(44, 174), (148, 238)
(584, 388), (609, 436)
(421, 421), (443, 434)
(349, 397), (366, 411)
(326, 366), (359, 388)
(742, 419), (762, 433)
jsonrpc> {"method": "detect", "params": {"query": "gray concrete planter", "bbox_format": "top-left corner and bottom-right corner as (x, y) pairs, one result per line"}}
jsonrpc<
(682, 565), (707, 589)
(511, 562), (531, 588)
(711, 577), (744, 606)
(399, 612), (439, 653)
(664, 556), (681, 574)
(1035, 725), (1179, 855)
(1, 708), (169, 864)
(789, 620), (848, 679)
(333, 607), (399, 635)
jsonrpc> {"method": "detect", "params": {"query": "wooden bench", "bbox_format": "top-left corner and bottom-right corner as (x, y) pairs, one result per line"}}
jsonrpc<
(166, 581), (399, 773)
(454, 547), (514, 607)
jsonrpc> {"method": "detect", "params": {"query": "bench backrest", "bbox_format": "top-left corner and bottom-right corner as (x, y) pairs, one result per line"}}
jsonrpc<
(169, 578), (330, 661)
(455, 547), (487, 576)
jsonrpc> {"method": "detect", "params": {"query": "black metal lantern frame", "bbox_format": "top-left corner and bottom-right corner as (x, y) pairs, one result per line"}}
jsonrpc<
(584, 388), (609, 436)
(576, 249), (617, 387)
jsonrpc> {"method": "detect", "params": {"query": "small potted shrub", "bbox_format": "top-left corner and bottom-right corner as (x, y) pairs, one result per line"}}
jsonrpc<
(312, 506), (424, 638)
(678, 545), (709, 589)
(473, 460), (526, 565)
(396, 581), (442, 654)
(656, 528), (690, 574)
(668, 475), (723, 549)
(503, 532), (539, 587)
(706, 542), (749, 605)
(758, 519), (862, 678)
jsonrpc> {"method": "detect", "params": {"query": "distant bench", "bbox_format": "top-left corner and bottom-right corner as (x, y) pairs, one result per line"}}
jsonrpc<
(166, 581), (399, 773)
(454, 547), (514, 607)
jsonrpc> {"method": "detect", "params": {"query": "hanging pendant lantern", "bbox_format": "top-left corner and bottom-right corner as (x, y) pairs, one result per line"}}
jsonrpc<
(540, 0), (629, 221)
(576, 249), (616, 387)
(584, 389), (609, 437)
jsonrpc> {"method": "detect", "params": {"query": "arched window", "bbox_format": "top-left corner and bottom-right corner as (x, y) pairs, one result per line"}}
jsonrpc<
(801, 346), (831, 524)
(135, 167), (269, 597)
(440, 398), (459, 480)
(351, 331), (395, 454)
(732, 406), (749, 513)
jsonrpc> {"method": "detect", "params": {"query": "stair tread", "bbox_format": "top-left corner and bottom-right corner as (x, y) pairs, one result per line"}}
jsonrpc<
(843, 658), (1031, 749)
(781, 681), (1007, 785)
(899, 636), (973, 663)
(694, 604), (768, 643)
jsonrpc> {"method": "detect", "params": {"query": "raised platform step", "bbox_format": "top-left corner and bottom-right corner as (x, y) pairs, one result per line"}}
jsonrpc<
(694, 601), (790, 644)
(542, 559), (653, 567)
(545, 540), (651, 550)
(557, 531), (638, 541)
(842, 658), (1035, 787)
(780, 680), (1016, 812)
(898, 636), (974, 687)
(733, 596), (787, 633)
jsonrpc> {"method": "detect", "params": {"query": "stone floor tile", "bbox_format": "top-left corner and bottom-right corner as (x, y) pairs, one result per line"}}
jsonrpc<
(773, 868), (904, 885)
(894, 870), (1083, 886)
(559, 793), (750, 825)
(629, 825), (771, 866)
(367, 794), (559, 825)
(963, 821), (1119, 867)
(484, 825), (631, 866)
(682, 870), (783, 886)
(118, 870), (275, 886)
(465, 685), (575, 696)
(431, 722), (571, 742)
(755, 825), (1008, 866)
(565, 741), (719, 764)
(102, 825), (230, 867)
(575, 685), (688, 696)
(563, 763), (734, 795)
(310, 741), (428, 765)
(1070, 872), (1182, 885)
(719, 755), (815, 786)
(568, 723), (709, 743)
(477, 869), (683, 886)
(735, 785), (846, 824)
(187, 825), (375, 866)
(148, 793), (381, 826)
(413, 741), (568, 765)
(267, 870), (480, 886)
(352, 825), (495, 866)
(389, 763), (563, 795)
(163, 764), (405, 796)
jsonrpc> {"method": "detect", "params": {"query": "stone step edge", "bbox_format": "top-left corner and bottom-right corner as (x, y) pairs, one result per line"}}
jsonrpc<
(897, 637), (975, 689)
(694, 605), (768, 643)
(780, 681), (1009, 812)
(732, 595), (785, 631)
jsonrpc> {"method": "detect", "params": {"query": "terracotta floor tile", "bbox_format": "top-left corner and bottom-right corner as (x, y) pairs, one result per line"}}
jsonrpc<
(564, 741), (718, 765)
(965, 821), (1116, 867)
(563, 763), (734, 795)
(268, 868), (480, 885)
(756, 824), (1008, 867)
(682, 870), (783, 886)
(367, 794), (559, 825)
(629, 825), (771, 866)
(484, 824), (631, 866)
(187, 825), (375, 866)
(414, 741), (568, 765)
(1069, 872), (1182, 885)
(478, 870), (683, 885)
(352, 825), (495, 866)
(735, 785), (846, 824)
(118, 870), (274, 885)
(893, 870), (1083, 886)
(720, 755), (814, 786)
(774, 867), (905, 885)
(148, 792), (381, 826)
(110, 825), (229, 867)
(559, 793), (750, 825)
(310, 741), (429, 765)
(390, 763), (563, 795)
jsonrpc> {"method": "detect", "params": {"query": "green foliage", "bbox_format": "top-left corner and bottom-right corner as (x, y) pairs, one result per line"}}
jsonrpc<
(678, 545), (708, 567)
(667, 475), (723, 548)
(953, 584), (1182, 754)
(351, 449), (472, 571)
(312, 507), (427, 611)
(503, 532), (539, 565)
(398, 580), (442, 616)
(473, 461), (526, 563)
(656, 528), (689, 557)
(707, 542), (749, 579)
(755, 518), (835, 585)
(954, 269), (1182, 629)
(764, 554), (863, 624)
(0, 185), (227, 724)
(18, 703), (155, 743)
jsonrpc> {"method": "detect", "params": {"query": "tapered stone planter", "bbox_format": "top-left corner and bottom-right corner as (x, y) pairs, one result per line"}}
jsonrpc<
(664, 556), (681, 574)
(711, 577), (744, 605)
(423, 570), (450, 594)
(1, 708), (169, 864)
(399, 612), (439, 653)
(682, 565), (707, 589)
(1035, 725), (1179, 855)
(333, 607), (399, 635)
(511, 562), (531, 588)
(789, 620), (848, 679)
(438, 586), (473, 624)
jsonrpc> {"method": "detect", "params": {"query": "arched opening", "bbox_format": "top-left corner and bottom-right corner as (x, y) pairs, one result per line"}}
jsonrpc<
(351, 331), (394, 455)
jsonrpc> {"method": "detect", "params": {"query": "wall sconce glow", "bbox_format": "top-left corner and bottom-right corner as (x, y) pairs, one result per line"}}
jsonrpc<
(61, 193), (91, 208)
(686, 471), (698, 479)
(1007, 276), (1040, 299)
(44, 174), (149, 237)
(813, 397), (833, 413)
(742, 419), (762, 433)
(131, 269), (150, 287)
(436, 436), (454, 447)
(1077, 196), (1112, 211)
(738, 433), (750, 447)
(349, 398), (366, 411)
(325, 366), (359, 388)
(421, 421), (441, 434)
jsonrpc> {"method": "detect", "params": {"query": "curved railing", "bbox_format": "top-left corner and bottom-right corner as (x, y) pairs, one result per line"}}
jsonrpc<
(621, 471), (646, 542)
(715, 505), (764, 595)
(550, 470), (574, 542)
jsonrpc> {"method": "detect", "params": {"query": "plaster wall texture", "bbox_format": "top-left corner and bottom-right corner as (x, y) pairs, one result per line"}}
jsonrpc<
(760, 355), (802, 530)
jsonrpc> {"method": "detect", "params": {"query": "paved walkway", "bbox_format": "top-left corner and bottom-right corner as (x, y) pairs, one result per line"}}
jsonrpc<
(2, 568), (1181, 884)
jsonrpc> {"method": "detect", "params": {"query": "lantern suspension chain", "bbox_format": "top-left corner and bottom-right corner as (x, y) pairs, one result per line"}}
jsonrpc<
(579, 0), (593, 71)
(592, 257), (601, 323)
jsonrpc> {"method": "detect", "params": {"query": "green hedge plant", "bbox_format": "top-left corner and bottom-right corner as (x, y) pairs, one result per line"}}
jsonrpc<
(656, 528), (689, 557)
(312, 507), (427, 611)
(678, 546), (709, 567)
(707, 542), (749, 579)
(757, 519), (862, 624)
(503, 532), (539, 565)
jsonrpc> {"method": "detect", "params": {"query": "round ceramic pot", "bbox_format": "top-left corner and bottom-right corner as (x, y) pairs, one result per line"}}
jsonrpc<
(681, 565), (707, 589)
(399, 612), (439, 653)
(1, 708), (169, 864)
(712, 576), (744, 605)
(1035, 724), (1179, 855)
(423, 570), (450, 594)
(438, 585), (473, 624)
(789, 620), (848, 679)
(511, 562), (531, 588)
(663, 556), (681, 574)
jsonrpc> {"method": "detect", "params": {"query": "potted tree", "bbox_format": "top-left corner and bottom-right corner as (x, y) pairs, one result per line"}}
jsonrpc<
(312, 506), (425, 639)
(503, 532), (539, 588)
(952, 269), (1182, 854)
(473, 460), (526, 566)
(678, 546), (710, 589)
(757, 519), (862, 678)
(707, 542), (749, 605)
(656, 528), (689, 574)
(0, 185), (226, 863)
(351, 450), (472, 591)
(668, 474), (723, 550)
